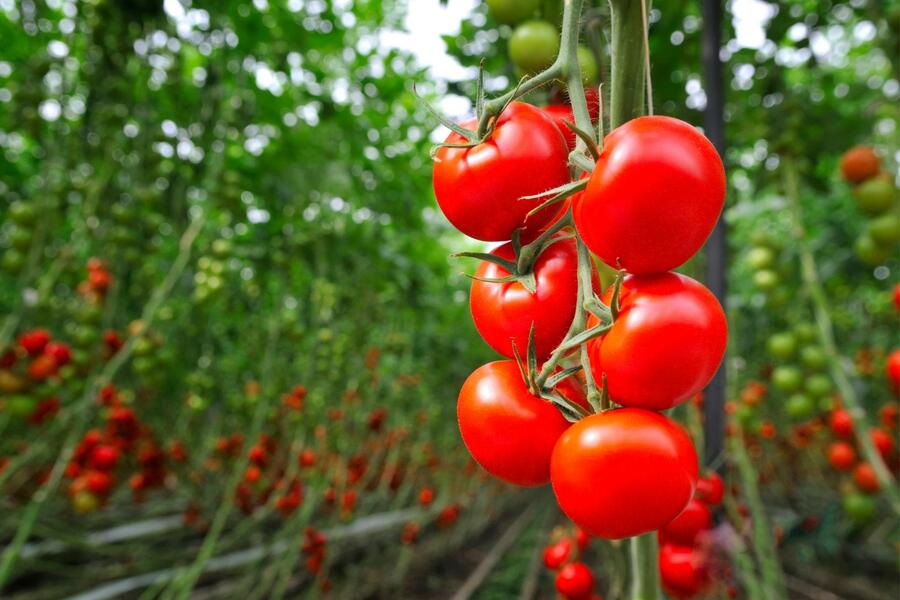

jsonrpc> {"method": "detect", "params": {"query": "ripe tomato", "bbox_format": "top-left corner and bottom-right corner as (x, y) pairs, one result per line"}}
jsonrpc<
(28, 354), (58, 380)
(870, 428), (895, 461)
(587, 273), (726, 410)
(695, 472), (724, 506)
(433, 102), (570, 241)
(893, 283), (900, 312)
(555, 561), (594, 600)
(458, 360), (571, 486)
(509, 20), (559, 73)
(573, 116), (725, 274)
(19, 329), (51, 356)
(543, 104), (579, 149)
(660, 499), (712, 545)
(829, 408), (854, 438)
(470, 236), (597, 360)
(542, 538), (572, 569)
(840, 146), (880, 183)
(658, 543), (712, 599)
(887, 349), (900, 395)
(853, 463), (880, 494)
(551, 409), (698, 539)
(44, 342), (72, 366)
(89, 445), (120, 471)
(826, 441), (856, 471)
(880, 404), (898, 430)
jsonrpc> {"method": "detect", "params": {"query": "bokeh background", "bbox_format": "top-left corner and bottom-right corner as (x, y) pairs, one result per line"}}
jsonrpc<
(0, 0), (897, 598)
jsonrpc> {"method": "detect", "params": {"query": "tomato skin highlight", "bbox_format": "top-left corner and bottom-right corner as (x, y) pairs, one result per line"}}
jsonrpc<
(457, 360), (571, 486)
(542, 538), (572, 569)
(550, 408), (699, 540)
(587, 273), (727, 410)
(470, 236), (598, 360)
(573, 116), (725, 274)
(432, 102), (570, 242)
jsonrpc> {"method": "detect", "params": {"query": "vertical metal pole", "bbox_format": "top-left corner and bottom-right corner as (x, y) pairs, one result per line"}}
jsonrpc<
(701, 0), (727, 469)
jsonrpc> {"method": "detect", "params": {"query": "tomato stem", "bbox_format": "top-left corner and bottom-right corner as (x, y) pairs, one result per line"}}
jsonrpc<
(629, 533), (661, 600)
(608, 0), (647, 128)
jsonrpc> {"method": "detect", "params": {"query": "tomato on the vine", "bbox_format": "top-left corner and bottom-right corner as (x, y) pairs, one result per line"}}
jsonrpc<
(509, 20), (559, 74)
(554, 562), (594, 600)
(457, 360), (572, 486)
(551, 408), (698, 539)
(586, 273), (726, 410)
(887, 349), (900, 395)
(840, 146), (880, 183)
(470, 236), (598, 360)
(573, 115), (725, 274)
(433, 102), (570, 241)
(826, 441), (856, 471)
(658, 543), (712, 599)
(660, 498), (712, 545)
(694, 471), (724, 506)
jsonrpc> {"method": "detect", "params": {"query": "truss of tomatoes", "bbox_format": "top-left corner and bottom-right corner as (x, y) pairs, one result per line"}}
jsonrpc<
(433, 102), (727, 541)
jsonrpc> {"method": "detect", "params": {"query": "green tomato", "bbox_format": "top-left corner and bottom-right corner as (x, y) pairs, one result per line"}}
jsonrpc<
(842, 492), (875, 524)
(486, 0), (540, 24)
(8, 201), (37, 226)
(805, 373), (832, 398)
(753, 269), (779, 291)
(854, 233), (891, 266)
(735, 404), (755, 427)
(854, 177), (895, 215)
(6, 395), (36, 418)
(132, 337), (155, 357)
(746, 246), (776, 270)
(785, 393), (815, 419)
(576, 46), (598, 85)
(509, 20), (559, 73)
(800, 346), (827, 370)
(749, 229), (782, 251)
(866, 212), (900, 245)
(772, 365), (803, 393)
(9, 226), (33, 251)
(133, 356), (155, 375)
(212, 239), (233, 257)
(1, 249), (25, 273)
(793, 322), (817, 344)
(766, 332), (797, 360)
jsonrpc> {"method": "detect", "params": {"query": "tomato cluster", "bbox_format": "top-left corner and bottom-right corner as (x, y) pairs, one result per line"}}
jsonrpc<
(839, 146), (899, 266)
(541, 526), (599, 600)
(432, 55), (726, 542)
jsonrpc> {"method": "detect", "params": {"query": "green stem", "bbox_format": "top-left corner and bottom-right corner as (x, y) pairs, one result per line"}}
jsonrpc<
(608, 0), (646, 128)
(560, 0), (593, 144)
(782, 157), (900, 515)
(731, 435), (786, 599)
(576, 239), (602, 410)
(629, 533), (661, 600)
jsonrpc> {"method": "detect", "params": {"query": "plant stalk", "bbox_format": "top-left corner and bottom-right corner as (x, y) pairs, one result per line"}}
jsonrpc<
(782, 157), (900, 515)
(608, 0), (646, 128)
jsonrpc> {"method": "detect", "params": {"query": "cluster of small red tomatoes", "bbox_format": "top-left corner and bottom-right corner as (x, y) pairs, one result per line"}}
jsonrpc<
(432, 98), (727, 540)
(65, 386), (175, 512)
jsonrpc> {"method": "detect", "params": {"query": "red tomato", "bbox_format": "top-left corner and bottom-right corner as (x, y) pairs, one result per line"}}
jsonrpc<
(853, 463), (880, 494)
(887, 349), (900, 395)
(470, 236), (597, 360)
(695, 472), (724, 506)
(826, 441), (856, 471)
(880, 404), (898, 430)
(658, 543), (712, 599)
(573, 116), (725, 274)
(542, 538), (572, 569)
(551, 408), (698, 539)
(893, 283), (900, 312)
(555, 561), (594, 600)
(432, 102), (570, 241)
(85, 470), (115, 496)
(575, 527), (591, 549)
(19, 329), (51, 356)
(587, 273), (726, 410)
(870, 428), (895, 461)
(44, 342), (72, 366)
(543, 104), (578, 149)
(28, 354), (58, 380)
(829, 408), (854, 438)
(839, 146), (880, 183)
(458, 360), (571, 486)
(89, 445), (120, 471)
(660, 499), (712, 545)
